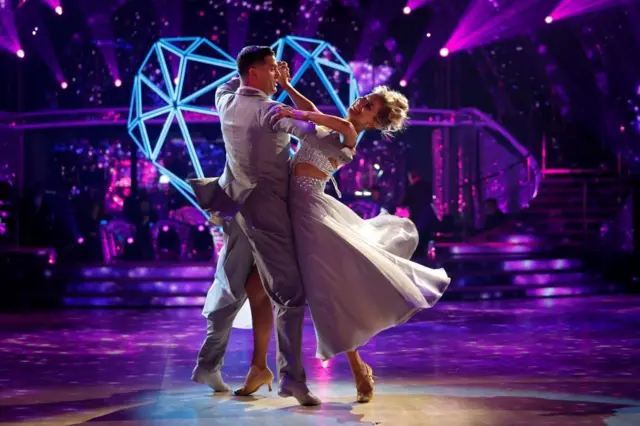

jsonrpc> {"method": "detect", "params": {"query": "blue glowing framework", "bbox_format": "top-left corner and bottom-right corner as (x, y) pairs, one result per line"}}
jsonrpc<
(128, 36), (360, 216)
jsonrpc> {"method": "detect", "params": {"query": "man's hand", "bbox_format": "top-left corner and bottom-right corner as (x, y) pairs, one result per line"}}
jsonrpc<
(276, 61), (291, 87)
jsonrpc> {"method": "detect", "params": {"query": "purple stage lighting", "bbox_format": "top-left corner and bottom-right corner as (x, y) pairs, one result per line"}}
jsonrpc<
(404, 0), (433, 12)
(27, 10), (67, 92)
(60, 81), (68, 89)
(349, 61), (395, 95)
(443, 0), (547, 54)
(80, 4), (122, 85)
(39, 0), (63, 15)
(16, 49), (25, 58)
(353, 0), (399, 67)
(550, 0), (631, 22)
(399, 79), (407, 87)
(114, 79), (122, 87)
(545, 15), (553, 24)
(439, 47), (449, 57)
(0, 2), (21, 57)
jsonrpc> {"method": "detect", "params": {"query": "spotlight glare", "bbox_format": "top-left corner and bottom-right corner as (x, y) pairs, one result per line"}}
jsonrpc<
(426, 32), (432, 38)
(114, 79), (122, 87)
(403, 6), (411, 15)
(55, 6), (63, 15)
(439, 47), (449, 57)
(16, 49), (25, 58)
(61, 81), (68, 89)
(399, 79), (407, 87)
(545, 15), (553, 24)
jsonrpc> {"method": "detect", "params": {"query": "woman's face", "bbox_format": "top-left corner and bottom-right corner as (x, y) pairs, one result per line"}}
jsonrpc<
(347, 93), (384, 129)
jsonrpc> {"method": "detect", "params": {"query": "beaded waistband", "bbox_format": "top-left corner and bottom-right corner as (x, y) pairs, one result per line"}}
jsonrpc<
(291, 175), (342, 198)
(292, 175), (326, 191)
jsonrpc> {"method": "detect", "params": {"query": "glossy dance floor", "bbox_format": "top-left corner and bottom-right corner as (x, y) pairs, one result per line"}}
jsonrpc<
(1, 296), (639, 425)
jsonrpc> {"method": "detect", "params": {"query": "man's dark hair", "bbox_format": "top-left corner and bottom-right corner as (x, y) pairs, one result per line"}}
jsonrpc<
(236, 46), (275, 77)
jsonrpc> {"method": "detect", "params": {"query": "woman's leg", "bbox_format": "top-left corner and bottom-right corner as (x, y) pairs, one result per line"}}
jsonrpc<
(346, 350), (365, 373)
(235, 267), (275, 396)
(245, 267), (273, 370)
(346, 350), (374, 403)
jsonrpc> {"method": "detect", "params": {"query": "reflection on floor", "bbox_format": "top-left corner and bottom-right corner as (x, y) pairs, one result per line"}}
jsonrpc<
(1, 295), (639, 425)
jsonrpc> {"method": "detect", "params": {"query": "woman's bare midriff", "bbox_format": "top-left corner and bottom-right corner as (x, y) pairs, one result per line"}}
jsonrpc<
(293, 159), (338, 179)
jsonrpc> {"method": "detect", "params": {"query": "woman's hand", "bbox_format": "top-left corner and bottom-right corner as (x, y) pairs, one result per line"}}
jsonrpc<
(276, 61), (291, 88)
(273, 105), (308, 121)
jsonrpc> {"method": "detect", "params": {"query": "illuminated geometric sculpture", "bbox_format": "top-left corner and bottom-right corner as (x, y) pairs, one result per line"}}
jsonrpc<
(272, 36), (360, 117)
(128, 36), (360, 216)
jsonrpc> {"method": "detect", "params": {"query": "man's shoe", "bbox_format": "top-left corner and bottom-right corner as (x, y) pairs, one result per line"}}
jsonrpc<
(191, 366), (231, 392)
(278, 377), (322, 406)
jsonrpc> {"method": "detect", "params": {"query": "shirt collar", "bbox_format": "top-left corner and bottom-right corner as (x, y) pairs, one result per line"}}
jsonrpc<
(236, 86), (269, 99)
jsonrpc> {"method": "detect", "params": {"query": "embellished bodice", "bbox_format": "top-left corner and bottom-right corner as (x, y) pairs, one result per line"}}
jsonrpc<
(293, 142), (337, 176)
(291, 125), (354, 197)
(291, 126), (353, 175)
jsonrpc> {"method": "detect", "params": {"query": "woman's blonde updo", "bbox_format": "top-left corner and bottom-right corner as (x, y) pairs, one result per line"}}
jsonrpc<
(372, 85), (410, 137)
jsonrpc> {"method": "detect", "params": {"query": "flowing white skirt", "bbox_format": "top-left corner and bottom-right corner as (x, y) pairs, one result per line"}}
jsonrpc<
(289, 176), (450, 359)
(232, 176), (451, 359)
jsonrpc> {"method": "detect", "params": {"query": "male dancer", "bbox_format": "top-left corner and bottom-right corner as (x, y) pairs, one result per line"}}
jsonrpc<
(190, 46), (320, 406)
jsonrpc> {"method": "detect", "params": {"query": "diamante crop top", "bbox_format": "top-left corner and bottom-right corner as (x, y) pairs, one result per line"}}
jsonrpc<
(293, 142), (337, 176)
(291, 125), (354, 196)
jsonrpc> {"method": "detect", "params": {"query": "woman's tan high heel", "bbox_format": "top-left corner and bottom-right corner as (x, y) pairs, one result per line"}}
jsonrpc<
(354, 363), (374, 403)
(234, 365), (274, 396)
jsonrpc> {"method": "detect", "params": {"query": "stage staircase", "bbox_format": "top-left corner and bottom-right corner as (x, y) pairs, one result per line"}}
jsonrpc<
(429, 172), (633, 301)
(519, 174), (629, 246)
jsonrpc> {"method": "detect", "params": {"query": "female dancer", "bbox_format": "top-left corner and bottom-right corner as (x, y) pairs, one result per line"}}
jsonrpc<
(233, 78), (451, 403)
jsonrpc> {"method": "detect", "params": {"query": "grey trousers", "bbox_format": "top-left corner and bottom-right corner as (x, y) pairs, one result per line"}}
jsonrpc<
(196, 185), (307, 383)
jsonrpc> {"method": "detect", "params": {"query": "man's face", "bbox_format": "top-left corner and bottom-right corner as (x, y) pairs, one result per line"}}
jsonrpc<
(251, 55), (280, 95)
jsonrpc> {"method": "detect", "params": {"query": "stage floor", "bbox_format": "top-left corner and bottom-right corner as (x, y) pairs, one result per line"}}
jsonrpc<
(1, 296), (639, 425)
